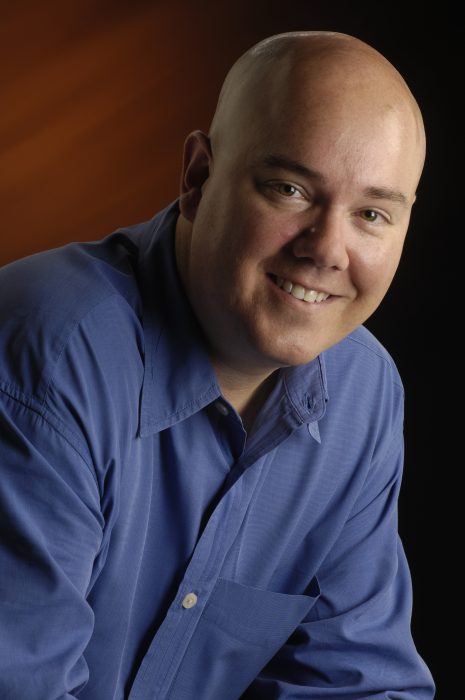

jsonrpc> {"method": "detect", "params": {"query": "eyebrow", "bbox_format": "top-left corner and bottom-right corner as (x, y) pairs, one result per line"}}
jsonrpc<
(362, 186), (409, 207)
(256, 154), (409, 208)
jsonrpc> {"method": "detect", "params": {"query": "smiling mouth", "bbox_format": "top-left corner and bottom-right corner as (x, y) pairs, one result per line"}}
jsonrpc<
(270, 275), (332, 303)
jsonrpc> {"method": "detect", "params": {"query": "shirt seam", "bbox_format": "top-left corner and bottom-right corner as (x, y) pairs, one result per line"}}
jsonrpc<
(0, 385), (99, 490)
(308, 414), (404, 626)
(346, 334), (404, 391)
(41, 292), (122, 409)
(347, 409), (404, 525)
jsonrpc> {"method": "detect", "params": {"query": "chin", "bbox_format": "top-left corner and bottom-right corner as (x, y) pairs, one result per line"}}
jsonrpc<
(252, 336), (322, 369)
(273, 350), (319, 368)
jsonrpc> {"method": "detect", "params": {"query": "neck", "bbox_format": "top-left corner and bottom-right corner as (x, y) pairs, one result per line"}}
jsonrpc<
(213, 360), (279, 434)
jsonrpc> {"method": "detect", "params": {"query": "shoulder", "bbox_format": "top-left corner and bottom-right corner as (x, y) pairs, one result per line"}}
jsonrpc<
(0, 225), (147, 404)
(324, 324), (403, 391)
(321, 326), (405, 452)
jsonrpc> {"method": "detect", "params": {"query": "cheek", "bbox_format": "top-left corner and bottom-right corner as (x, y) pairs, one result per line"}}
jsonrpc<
(200, 174), (298, 258)
(235, 209), (297, 263)
(352, 241), (403, 302)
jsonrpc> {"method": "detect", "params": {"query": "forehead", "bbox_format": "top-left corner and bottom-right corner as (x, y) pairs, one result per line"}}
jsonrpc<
(241, 109), (416, 198)
(214, 48), (424, 199)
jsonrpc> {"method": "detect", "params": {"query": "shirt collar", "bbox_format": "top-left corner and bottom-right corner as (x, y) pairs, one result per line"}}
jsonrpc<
(136, 199), (328, 438)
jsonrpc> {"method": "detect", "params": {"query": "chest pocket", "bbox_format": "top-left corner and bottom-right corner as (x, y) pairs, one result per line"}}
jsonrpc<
(167, 576), (321, 699)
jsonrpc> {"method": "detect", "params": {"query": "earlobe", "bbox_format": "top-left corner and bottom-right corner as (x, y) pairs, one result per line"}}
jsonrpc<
(178, 130), (212, 222)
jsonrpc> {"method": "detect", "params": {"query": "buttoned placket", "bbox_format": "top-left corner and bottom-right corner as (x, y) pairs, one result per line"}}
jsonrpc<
(128, 434), (272, 699)
(130, 379), (321, 700)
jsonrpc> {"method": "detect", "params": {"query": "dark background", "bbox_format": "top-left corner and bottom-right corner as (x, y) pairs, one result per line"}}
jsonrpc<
(2, 0), (452, 694)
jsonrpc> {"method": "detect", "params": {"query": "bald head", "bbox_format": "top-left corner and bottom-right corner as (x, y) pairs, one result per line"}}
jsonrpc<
(209, 31), (425, 187)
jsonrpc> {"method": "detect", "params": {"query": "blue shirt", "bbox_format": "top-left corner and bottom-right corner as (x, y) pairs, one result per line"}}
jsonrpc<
(0, 199), (435, 699)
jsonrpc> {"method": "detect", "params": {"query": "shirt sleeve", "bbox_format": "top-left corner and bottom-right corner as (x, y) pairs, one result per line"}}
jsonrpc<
(0, 389), (104, 699)
(243, 427), (436, 699)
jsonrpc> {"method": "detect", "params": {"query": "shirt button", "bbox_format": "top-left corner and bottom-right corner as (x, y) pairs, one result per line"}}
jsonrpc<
(214, 401), (229, 416)
(181, 592), (198, 609)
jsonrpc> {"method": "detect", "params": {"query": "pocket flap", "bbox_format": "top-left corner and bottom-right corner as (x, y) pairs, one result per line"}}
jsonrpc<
(202, 576), (321, 648)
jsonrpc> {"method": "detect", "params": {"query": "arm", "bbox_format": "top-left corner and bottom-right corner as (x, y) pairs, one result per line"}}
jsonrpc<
(244, 429), (436, 699)
(0, 389), (103, 698)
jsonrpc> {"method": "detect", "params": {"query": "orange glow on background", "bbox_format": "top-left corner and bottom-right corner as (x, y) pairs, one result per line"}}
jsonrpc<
(0, 0), (285, 264)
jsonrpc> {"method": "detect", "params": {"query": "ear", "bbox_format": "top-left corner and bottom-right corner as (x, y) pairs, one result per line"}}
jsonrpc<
(178, 130), (213, 222)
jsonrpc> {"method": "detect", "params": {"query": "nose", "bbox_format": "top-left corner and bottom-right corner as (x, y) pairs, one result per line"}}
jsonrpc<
(291, 214), (350, 271)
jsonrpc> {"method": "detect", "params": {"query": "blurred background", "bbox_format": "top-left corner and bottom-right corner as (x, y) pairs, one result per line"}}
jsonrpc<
(2, 0), (453, 692)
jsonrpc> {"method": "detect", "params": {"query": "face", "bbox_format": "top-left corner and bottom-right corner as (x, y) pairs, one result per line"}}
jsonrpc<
(176, 65), (422, 375)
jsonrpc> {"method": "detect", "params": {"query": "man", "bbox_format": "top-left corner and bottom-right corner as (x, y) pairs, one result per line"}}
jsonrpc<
(0, 30), (435, 698)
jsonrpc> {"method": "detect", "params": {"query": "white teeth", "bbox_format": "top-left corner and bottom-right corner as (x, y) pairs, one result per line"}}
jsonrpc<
(291, 284), (305, 300)
(304, 289), (318, 302)
(275, 277), (330, 303)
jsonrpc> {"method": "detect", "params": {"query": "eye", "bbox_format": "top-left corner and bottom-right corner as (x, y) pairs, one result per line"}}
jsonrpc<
(359, 209), (386, 223)
(275, 183), (299, 197)
(268, 181), (305, 199)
